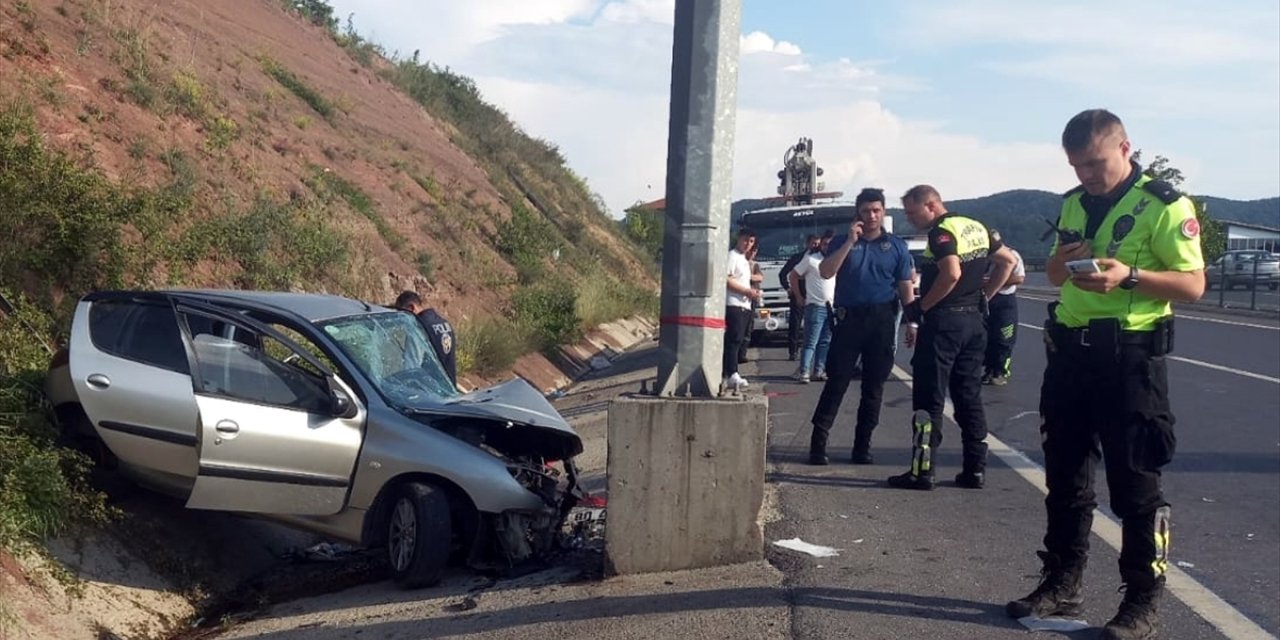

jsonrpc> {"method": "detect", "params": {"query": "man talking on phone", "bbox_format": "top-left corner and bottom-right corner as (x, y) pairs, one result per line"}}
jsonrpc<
(1005, 109), (1205, 640)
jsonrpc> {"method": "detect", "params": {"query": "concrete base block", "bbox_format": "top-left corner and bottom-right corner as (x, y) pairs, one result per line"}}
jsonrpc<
(605, 393), (769, 575)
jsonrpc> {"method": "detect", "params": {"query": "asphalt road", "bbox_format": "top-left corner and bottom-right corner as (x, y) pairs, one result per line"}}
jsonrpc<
(758, 296), (1280, 639)
(1022, 271), (1280, 313)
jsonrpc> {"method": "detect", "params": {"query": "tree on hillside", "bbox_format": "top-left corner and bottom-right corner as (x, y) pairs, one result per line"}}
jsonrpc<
(622, 204), (663, 262)
(1133, 150), (1226, 263)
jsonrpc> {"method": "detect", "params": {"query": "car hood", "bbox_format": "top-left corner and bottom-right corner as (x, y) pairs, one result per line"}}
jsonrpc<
(404, 378), (583, 459)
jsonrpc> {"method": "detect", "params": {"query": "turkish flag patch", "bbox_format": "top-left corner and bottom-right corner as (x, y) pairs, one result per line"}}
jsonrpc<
(1181, 217), (1200, 239)
(936, 233), (952, 244)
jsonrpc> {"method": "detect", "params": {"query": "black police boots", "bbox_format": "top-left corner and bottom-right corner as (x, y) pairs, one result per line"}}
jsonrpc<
(954, 470), (985, 489)
(1100, 577), (1164, 640)
(808, 427), (829, 466)
(1006, 551), (1085, 619)
(850, 431), (874, 464)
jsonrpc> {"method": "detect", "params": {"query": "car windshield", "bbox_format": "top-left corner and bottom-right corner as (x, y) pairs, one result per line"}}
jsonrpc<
(319, 311), (457, 406)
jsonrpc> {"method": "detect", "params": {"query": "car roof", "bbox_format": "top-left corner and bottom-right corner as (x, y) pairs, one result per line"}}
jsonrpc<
(172, 289), (394, 322)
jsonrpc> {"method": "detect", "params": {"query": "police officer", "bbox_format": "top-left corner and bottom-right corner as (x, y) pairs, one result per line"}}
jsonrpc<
(806, 188), (914, 465)
(890, 185), (1016, 490)
(395, 290), (458, 387)
(983, 230), (1025, 386)
(1006, 110), (1204, 640)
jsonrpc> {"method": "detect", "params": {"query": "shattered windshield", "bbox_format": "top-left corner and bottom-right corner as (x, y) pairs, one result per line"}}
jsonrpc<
(319, 311), (458, 406)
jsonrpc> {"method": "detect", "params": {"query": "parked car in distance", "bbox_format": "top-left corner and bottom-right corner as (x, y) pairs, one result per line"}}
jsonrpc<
(1205, 250), (1280, 290)
(46, 290), (585, 588)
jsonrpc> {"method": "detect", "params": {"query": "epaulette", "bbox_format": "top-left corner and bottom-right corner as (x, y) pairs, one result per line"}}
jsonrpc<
(1141, 179), (1182, 205)
(1062, 185), (1085, 199)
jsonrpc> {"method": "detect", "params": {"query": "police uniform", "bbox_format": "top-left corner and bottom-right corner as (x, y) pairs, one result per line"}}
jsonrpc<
(1029, 163), (1202, 617)
(415, 308), (457, 385)
(807, 231), (913, 464)
(891, 213), (998, 489)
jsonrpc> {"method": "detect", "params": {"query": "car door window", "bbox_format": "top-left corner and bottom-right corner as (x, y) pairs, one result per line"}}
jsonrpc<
(183, 313), (332, 414)
(89, 300), (189, 373)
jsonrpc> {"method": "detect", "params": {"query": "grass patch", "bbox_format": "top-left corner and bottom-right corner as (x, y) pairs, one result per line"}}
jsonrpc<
(260, 56), (333, 119)
(305, 165), (404, 252)
(455, 316), (532, 378)
(411, 172), (444, 201)
(575, 273), (658, 328)
(166, 70), (207, 120)
(414, 251), (435, 279)
(0, 294), (117, 556)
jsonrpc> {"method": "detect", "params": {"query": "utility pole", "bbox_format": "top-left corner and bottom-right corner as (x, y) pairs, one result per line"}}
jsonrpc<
(653, 0), (741, 398)
(607, 0), (767, 576)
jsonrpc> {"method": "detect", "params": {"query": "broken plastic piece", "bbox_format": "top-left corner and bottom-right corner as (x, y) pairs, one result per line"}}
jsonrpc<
(1017, 616), (1091, 632)
(772, 538), (840, 558)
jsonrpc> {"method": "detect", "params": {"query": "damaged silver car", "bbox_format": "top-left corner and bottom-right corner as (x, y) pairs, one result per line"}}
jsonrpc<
(45, 290), (585, 588)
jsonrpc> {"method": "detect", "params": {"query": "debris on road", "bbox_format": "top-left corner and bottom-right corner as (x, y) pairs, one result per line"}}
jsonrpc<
(771, 538), (840, 558)
(1201, 497), (1217, 503)
(1017, 616), (1091, 632)
(1177, 561), (1196, 569)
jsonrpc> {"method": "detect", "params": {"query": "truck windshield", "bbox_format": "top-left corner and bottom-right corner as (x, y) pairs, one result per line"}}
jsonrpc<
(743, 206), (858, 261)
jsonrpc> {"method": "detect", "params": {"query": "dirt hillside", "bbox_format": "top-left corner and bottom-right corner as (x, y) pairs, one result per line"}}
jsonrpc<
(0, 0), (657, 389)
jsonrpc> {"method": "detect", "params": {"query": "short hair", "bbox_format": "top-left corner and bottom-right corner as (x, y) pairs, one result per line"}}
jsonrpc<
(821, 228), (835, 239)
(989, 228), (1003, 243)
(805, 233), (820, 243)
(1062, 109), (1125, 152)
(737, 226), (756, 239)
(855, 187), (886, 209)
(902, 184), (941, 205)
(394, 290), (422, 310)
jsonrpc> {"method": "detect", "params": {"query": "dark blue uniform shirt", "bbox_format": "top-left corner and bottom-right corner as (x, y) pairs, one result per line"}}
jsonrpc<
(829, 232), (913, 308)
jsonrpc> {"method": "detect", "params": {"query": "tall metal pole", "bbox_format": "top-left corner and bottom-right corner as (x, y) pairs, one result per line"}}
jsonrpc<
(655, 0), (741, 398)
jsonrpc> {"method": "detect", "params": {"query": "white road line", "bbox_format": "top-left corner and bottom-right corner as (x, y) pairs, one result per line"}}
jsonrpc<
(1019, 293), (1280, 331)
(889, 365), (1277, 640)
(1016, 323), (1280, 385)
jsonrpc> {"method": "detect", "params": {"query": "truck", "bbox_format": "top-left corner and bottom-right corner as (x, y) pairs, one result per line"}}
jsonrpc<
(738, 138), (926, 343)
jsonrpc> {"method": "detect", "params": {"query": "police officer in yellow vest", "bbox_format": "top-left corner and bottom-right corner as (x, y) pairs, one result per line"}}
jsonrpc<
(1006, 109), (1205, 640)
(891, 185), (1016, 491)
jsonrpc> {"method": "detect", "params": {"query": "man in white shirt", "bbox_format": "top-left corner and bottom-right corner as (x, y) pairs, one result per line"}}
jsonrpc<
(788, 231), (836, 383)
(725, 228), (762, 390)
(983, 230), (1026, 386)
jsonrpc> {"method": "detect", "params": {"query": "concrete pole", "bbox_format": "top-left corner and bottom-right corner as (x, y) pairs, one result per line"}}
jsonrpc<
(654, 0), (741, 398)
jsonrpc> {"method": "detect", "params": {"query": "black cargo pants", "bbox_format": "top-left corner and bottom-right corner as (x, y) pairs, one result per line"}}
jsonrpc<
(1039, 326), (1175, 587)
(809, 301), (899, 452)
(910, 307), (989, 474)
(984, 292), (1018, 377)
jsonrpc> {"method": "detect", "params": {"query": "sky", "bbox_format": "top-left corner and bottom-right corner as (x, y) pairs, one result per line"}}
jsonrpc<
(327, 0), (1280, 217)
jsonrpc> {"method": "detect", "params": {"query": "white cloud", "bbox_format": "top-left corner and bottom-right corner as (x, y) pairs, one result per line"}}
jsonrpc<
(741, 31), (802, 56)
(328, 0), (1278, 214)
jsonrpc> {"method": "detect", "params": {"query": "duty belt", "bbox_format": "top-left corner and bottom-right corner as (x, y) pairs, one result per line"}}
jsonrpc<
(930, 305), (981, 314)
(1055, 326), (1156, 349)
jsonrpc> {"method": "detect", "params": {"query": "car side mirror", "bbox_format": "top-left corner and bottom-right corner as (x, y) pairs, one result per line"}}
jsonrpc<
(329, 382), (360, 419)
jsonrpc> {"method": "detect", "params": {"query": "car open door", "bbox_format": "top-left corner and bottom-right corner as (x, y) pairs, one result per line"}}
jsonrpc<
(176, 303), (365, 516)
(68, 294), (200, 479)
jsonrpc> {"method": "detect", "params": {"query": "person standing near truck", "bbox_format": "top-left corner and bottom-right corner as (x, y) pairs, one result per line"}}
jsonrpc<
(805, 189), (913, 465)
(779, 234), (820, 361)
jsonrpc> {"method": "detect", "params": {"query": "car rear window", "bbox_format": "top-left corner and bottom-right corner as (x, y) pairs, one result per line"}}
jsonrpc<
(89, 301), (189, 374)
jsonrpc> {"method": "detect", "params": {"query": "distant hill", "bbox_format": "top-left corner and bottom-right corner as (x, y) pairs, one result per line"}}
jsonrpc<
(733, 190), (1280, 258)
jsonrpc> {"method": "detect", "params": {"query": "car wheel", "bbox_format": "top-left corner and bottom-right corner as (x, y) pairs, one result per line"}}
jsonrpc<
(386, 482), (452, 589)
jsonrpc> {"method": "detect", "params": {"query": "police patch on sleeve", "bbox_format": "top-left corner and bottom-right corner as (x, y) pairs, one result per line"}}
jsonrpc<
(1181, 217), (1200, 239)
(936, 233), (952, 244)
(440, 332), (453, 354)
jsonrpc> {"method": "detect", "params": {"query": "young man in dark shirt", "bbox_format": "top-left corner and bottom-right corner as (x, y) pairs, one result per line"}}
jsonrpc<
(394, 290), (457, 387)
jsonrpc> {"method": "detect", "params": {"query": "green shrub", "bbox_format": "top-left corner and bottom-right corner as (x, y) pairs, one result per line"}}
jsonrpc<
(512, 281), (581, 353)
(0, 294), (115, 555)
(455, 316), (531, 378)
(496, 203), (559, 284)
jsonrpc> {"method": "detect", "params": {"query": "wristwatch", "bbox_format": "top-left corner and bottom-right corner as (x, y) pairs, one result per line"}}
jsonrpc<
(1119, 265), (1140, 290)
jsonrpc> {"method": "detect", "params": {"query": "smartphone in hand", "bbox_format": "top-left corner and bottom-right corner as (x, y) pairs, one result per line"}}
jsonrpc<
(1066, 259), (1102, 275)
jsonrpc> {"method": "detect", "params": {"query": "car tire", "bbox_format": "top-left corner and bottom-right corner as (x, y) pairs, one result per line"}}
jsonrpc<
(386, 482), (452, 589)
